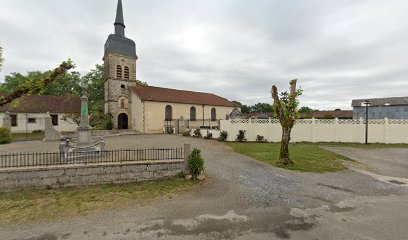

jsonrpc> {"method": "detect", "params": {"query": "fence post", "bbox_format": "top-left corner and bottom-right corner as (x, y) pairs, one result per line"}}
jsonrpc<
(384, 117), (388, 143)
(184, 143), (191, 174)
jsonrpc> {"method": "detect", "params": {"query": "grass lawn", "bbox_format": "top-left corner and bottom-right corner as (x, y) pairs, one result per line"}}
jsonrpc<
(227, 142), (351, 173)
(12, 132), (45, 142)
(0, 176), (198, 226)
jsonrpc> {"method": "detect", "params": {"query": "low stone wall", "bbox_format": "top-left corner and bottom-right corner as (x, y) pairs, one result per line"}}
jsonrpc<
(0, 160), (185, 192)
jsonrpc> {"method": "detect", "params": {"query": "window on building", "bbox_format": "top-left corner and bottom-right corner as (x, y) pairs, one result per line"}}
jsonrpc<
(165, 105), (173, 121)
(11, 114), (17, 127)
(190, 107), (196, 121)
(211, 108), (216, 121)
(124, 66), (129, 79)
(28, 118), (36, 124)
(116, 65), (122, 79)
(51, 114), (59, 126)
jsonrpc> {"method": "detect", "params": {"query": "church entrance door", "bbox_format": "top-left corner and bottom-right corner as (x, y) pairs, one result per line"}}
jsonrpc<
(118, 113), (128, 129)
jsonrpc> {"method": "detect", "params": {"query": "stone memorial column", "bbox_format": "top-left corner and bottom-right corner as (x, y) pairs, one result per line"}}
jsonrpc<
(78, 91), (92, 146)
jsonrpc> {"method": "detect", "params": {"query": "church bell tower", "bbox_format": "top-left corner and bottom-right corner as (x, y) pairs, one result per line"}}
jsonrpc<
(103, 0), (138, 130)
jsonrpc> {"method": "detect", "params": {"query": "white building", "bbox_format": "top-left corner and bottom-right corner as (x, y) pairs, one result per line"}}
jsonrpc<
(103, 0), (237, 133)
(0, 94), (80, 133)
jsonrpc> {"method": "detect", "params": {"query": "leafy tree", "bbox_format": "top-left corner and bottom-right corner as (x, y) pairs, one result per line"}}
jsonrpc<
(299, 106), (317, 114)
(0, 60), (75, 106)
(232, 100), (250, 114)
(250, 102), (273, 113)
(271, 79), (302, 165)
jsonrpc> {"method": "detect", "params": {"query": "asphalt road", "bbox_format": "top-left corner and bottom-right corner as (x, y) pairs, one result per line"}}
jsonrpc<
(1, 135), (407, 240)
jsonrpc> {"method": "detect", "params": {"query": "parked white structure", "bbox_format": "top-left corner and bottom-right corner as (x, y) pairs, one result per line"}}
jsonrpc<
(220, 118), (408, 143)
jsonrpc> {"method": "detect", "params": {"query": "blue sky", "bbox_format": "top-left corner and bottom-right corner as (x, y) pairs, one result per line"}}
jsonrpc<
(0, 0), (407, 109)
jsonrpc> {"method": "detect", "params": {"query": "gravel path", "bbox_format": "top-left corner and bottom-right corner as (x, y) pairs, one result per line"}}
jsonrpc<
(323, 146), (408, 178)
(1, 135), (407, 240)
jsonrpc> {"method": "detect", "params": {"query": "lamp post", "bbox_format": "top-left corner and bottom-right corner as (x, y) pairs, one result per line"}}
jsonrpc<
(363, 100), (370, 144)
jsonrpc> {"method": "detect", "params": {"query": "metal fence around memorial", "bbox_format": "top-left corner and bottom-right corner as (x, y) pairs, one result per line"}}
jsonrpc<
(0, 148), (184, 169)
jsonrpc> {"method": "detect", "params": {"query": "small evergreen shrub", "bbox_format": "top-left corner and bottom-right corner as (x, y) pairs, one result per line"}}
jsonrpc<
(0, 127), (11, 144)
(105, 119), (113, 130)
(204, 131), (213, 139)
(193, 129), (201, 137)
(218, 131), (228, 142)
(188, 148), (205, 180)
(182, 130), (191, 137)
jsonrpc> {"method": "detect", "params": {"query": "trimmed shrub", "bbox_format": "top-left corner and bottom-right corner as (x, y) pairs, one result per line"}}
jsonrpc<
(182, 130), (191, 137)
(188, 148), (205, 180)
(0, 127), (11, 144)
(218, 131), (228, 142)
(105, 119), (113, 130)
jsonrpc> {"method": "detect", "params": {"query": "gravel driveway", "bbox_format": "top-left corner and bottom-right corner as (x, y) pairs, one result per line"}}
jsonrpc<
(1, 135), (407, 240)
(323, 146), (408, 178)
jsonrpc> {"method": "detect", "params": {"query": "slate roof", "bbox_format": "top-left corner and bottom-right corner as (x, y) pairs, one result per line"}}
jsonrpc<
(131, 85), (236, 107)
(0, 94), (81, 113)
(351, 97), (408, 107)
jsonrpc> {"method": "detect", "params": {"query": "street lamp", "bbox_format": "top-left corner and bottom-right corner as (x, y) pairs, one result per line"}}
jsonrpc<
(362, 100), (371, 144)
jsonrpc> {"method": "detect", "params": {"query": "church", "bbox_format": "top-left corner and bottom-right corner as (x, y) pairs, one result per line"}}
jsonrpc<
(104, 0), (237, 133)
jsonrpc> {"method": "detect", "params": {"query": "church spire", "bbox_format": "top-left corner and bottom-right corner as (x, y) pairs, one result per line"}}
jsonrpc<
(114, 0), (125, 37)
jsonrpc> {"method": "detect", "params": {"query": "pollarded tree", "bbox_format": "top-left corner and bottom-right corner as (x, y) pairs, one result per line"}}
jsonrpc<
(271, 79), (302, 165)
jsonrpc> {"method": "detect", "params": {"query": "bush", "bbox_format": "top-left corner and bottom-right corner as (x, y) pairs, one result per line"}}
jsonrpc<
(0, 127), (11, 144)
(105, 119), (113, 130)
(193, 129), (201, 137)
(204, 131), (212, 139)
(182, 130), (191, 137)
(188, 148), (205, 180)
(218, 131), (228, 142)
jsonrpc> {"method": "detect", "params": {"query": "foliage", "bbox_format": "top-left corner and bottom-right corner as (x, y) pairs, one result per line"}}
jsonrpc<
(251, 102), (273, 113)
(105, 114), (114, 130)
(188, 148), (205, 180)
(0, 127), (11, 144)
(182, 130), (191, 137)
(256, 135), (267, 142)
(204, 131), (213, 139)
(0, 60), (75, 106)
(232, 101), (250, 114)
(218, 131), (228, 142)
(299, 106), (317, 114)
(193, 129), (201, 137)
(237, 130), (246, 141)
(271, 79), (302, 165)
(228, 142), (349, 173)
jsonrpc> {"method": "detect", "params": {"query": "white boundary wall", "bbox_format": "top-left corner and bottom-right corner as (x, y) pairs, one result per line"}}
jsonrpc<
(220, 118), (408, 143)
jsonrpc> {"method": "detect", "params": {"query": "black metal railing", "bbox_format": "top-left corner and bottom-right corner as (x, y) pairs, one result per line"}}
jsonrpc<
(0, 148), (184, 169)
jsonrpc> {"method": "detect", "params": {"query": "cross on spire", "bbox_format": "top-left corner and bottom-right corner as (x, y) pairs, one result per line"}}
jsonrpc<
(114, 0), (125, 36)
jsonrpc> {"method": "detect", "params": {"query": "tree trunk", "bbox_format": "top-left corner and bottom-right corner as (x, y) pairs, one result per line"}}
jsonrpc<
(279, 126), (293, 165)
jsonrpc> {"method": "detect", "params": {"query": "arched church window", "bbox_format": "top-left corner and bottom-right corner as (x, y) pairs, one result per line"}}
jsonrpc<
(211, 108), (216, 121)
(190, 107), (196, 121)
(120, 99), (125, 108)
(165, 105), (173, 121)
(124, 66), (130, 79)
(116, 65), (122, 79)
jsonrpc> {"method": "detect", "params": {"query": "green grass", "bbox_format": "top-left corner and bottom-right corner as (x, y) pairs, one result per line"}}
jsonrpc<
(12, 132), (45, 142)
(0, 177), (198, 226)
(227, 142), (350, 173)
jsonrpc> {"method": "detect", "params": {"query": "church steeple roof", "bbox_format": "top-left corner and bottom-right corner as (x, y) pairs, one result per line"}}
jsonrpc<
(114, 0), (125, 36)
(104, 0), (137, 59)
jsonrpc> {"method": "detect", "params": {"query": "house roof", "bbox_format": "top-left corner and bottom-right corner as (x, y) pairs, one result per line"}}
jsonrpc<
(0, 94), (81, 113)
(301, 110), (353, 118)
(247, 112), (274, 118)
(352, 97), (408, 107)
(131, 85), (236, 107)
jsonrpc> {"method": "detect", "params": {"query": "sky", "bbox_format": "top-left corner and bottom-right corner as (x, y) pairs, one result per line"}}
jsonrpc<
(0, 0), (407, 110)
